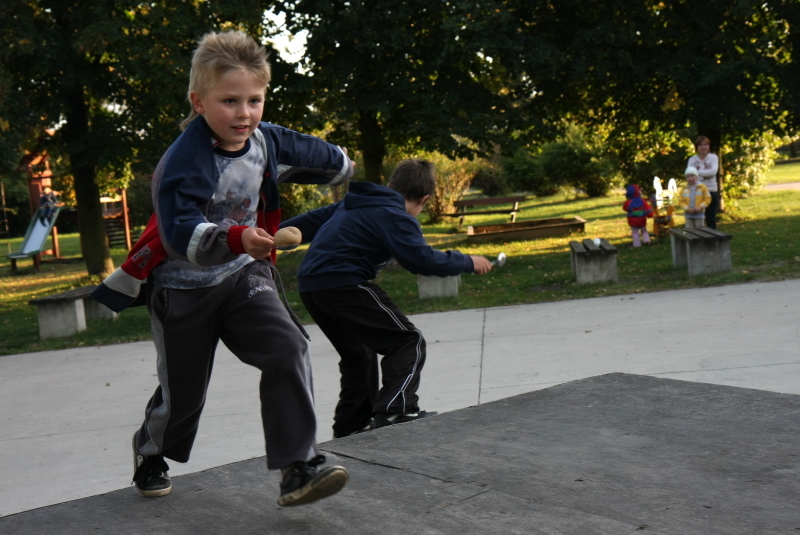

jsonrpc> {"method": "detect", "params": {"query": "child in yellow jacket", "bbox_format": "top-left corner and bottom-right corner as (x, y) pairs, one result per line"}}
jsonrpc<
(677, 166), (711, 229)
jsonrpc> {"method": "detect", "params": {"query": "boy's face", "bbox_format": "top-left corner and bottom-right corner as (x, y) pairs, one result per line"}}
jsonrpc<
(686, 174), (698, 185)
(190, 69), (265, 152)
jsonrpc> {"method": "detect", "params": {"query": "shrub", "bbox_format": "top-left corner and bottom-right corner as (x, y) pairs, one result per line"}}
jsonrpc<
(538, 141), (605, 195)
(721, 131), (784, 201)
(470, 165), (509, 197)
(279, 183), (333, 220)
(504, 123), (619, 198)
(502, 148), (561, 196)
(421, 152), (482, 223)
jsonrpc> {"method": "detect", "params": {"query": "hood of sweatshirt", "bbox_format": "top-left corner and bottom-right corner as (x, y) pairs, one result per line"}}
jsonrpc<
(626, 184), (641, 199)
(343, 181), (406, 211)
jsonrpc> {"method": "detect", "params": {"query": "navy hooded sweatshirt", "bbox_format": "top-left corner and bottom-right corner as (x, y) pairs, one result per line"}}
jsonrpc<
(281, 181), (475, 293)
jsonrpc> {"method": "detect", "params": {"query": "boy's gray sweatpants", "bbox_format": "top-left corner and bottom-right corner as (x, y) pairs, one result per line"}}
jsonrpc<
(134, 260), (319, 470)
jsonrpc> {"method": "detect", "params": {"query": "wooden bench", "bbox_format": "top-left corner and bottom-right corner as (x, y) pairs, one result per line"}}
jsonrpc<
(444, 195), (526, 228)
(569, 238), (618, 284)
(669, 227), (733, 276)
(29, 285), (117, 340)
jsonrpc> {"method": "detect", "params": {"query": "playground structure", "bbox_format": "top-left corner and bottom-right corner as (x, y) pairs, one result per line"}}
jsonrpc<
(651, 176), (678, 239)
(100, 190), (133, 250)
(5, 145), (135, 273)
(7, 149), (62, 272)
(8, 206), (63, 272)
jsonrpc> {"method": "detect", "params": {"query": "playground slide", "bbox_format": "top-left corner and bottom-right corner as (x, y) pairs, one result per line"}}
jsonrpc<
(8, 207), (61, 260)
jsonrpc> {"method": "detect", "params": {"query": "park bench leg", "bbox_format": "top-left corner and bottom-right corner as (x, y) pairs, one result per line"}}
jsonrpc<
(671, 235), (688, 269)
(570, 251), (579, 280)
(35, 301), (87, 339)
(572, 254), (618, 284)
(418, 274), (460, 298)
(687, 240), (732, 276)
(83, 298), (118, 321)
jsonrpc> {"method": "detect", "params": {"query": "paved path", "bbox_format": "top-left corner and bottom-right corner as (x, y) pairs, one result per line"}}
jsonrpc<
(764, 181), (800, 191)
(2, 279), (799, 517)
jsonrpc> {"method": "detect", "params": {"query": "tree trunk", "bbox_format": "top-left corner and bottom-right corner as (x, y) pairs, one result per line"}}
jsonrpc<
(63, 88), (114, 276)
(358, 111), (386, 184)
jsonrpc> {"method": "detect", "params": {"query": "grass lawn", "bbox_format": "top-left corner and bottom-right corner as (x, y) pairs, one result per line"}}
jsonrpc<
(768, 159), (800, 184)
(2, 162), (799, 356)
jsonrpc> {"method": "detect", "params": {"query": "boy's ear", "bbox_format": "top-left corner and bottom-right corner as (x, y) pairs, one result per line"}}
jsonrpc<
(189, 91), (204, 114)
(420, 194), (431, 205)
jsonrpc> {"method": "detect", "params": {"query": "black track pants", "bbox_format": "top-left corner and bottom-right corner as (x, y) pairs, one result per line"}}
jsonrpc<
(300, 283), (426, 437)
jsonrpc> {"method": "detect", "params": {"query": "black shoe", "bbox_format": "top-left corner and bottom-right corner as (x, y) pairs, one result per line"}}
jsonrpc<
(278, 456), (348, 507)
(374, 410), (437, 429)
(332, 418), (375, 439)
(132, 434), (172, 498)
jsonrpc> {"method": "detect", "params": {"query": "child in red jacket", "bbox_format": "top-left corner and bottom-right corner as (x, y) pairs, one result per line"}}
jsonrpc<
(623, 184), (653, 247)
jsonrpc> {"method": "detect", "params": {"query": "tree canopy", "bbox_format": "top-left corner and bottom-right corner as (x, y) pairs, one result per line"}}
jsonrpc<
(0, 0), (267, 275)
(274, 0), (525, 182)
(1, 1), (796, 272)
(274, 0), (797, 182)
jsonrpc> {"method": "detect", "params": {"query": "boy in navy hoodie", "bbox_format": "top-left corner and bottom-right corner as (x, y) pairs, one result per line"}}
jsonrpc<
(281, 159), (493, 438)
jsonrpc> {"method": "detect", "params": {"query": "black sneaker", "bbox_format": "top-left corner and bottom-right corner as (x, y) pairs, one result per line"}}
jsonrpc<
(132, 434), (172, 498)
(278, 456), (348, 507)
(332, 418), (375, 439)
(374, 410), (437, 428)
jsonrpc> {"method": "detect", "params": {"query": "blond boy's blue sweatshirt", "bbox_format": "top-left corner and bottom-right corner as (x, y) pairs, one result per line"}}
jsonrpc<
(281, 181), (474, 293)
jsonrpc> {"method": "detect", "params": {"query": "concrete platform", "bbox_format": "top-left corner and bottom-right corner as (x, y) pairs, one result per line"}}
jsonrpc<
(2, 373), (799, 534)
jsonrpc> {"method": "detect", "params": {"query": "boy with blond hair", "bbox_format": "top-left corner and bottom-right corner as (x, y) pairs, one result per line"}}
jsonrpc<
(126, 30), (353, 507)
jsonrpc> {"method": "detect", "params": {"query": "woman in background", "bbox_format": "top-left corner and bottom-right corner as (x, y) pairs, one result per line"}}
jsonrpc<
(687, 135), (719, 228)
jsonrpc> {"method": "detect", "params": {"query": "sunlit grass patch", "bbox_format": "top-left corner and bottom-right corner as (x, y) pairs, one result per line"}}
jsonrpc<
(1, 162), (799, 356)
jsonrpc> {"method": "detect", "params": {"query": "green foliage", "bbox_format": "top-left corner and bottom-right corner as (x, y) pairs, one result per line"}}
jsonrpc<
(278, 183), (333, 220)
(470, 166), (510, 197)
(419, 152), (482, 223)
(722, 132), (785, 201)
(504, 124), (620, 198)
(502, 149), (558, 197)
(487, 0), (798, 167)
(273, 0), (523, 182)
